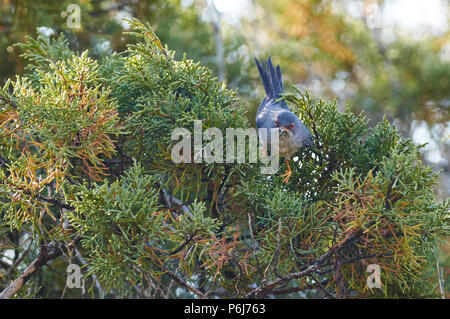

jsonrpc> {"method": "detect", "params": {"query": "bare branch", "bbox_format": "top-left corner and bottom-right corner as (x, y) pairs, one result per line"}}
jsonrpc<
(161, 188), (193, 217)
(433, 249), (445, 299)
(245, 231), (362, 298)
(0, 237), (80, 299)
(165, 270), (207, 299)
(75, 247), (104, 299)
(5, 237), (34, 280)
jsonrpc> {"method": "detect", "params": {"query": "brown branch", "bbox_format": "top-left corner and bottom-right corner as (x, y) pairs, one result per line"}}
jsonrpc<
(270, 285), (306, 295)
(36, 195), (74, 211)
(0, 237), (80, 299)
(0, 95), (18, 109)
(5, 237), (34, 280)
(245, 255), (329, 298)
(334, 253), (346, 298)
(385, 177), (396, 210)
(310, 274), (336, 299)
(0, 154), (11, 167)
(245, 231), (362, 298)
(165, 270), (207, 299)
(269, 278), (335, 298)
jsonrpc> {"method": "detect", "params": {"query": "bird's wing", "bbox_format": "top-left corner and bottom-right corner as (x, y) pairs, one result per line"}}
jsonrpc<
(256, 108), (273, 154)
(256, 97), (269, 115)
(256, 106), (272, 129)
(256, 105), (287, 129)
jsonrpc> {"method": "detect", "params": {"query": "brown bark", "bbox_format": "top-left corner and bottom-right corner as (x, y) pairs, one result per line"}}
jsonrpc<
(0, 238), (80, 299)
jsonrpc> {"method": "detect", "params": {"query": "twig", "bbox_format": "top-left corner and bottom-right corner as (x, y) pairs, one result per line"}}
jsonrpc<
(37, 195), (74, 211)
(245, 231), (362, 298)
(0, 154), (11, 167)
(164, 270), (207, 299)
(0, 237), (80, 299)
(334, 253), (346, 298)
(245, 253), (329, 298)
(247, 212), (263, 278)
(310, 274), (336, 299)
(262, 218), (282, 282)
(5, 237), (34, 280)
(433, 249), (445, 299)
(0, 95), (18, 109)
(269, 278), (333, 297)
(44, 262), (67, 278)
(161, 188), (193, 217)
(75, 247), (104, 299)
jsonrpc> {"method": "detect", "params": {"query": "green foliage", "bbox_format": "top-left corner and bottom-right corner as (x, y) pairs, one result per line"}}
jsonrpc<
(236, 88), (449, 298)
(101, 19), (250, 216)
(67, 162), (164, 292)
(15, 33), (75, 85)
(0, 33), (121, 236)
(0, 19), (448, 299)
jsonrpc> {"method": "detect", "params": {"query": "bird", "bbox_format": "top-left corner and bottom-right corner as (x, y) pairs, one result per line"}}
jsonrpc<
(255, 57), (314, 183)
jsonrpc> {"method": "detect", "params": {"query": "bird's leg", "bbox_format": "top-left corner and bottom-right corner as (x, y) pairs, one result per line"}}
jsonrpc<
(281, 158), (292, 184)
(260, 145), (267, 157)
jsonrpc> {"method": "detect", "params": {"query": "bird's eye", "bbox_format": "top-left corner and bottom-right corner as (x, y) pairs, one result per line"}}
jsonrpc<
(290, 123), (294, 130)
(274, 120), (278, 126)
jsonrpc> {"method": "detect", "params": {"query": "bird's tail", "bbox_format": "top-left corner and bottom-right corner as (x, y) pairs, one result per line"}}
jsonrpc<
(255, 56), (285, 102)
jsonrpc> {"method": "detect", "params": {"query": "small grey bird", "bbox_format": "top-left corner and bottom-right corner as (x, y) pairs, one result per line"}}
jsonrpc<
(255, 57), (313, 183)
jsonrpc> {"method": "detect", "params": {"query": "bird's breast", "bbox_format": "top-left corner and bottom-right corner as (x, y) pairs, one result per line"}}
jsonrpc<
(278, 132), (300, 157)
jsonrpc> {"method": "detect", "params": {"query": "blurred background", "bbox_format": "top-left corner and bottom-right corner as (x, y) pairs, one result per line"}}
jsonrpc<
(0, 0), (448, 288)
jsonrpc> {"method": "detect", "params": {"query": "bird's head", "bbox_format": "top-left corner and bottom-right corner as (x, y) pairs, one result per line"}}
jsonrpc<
(275, 111), (314, 148)
(275, 111), (297, 132)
